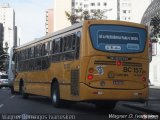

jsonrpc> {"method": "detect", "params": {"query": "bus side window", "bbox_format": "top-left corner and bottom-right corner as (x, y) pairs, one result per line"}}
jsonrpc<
(35, 44), (41, 57)
(55, 38), (61, 53)
(13, 53), (18, 72)
(64, 36), (68, 51)
(41, 44), (45, 56)
(41, 42), (50, 70)
(72, 34), (76, 50)
(52, 40), (55, 54)
(31, 47), (35, 58)
(76, 31), (81, 59)
(38, 44), (42, 57)
(36, 58), (42, 70)
(46, 42), (50, 55)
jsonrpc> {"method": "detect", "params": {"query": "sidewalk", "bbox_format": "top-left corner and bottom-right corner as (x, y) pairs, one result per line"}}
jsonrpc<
(122, 86), (160, 114)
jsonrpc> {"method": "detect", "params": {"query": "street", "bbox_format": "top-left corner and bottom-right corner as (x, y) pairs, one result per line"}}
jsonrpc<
(0, 88), (150, 120)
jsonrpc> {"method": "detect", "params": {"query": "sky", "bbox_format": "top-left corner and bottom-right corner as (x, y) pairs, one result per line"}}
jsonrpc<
(0, 0), (53, 45)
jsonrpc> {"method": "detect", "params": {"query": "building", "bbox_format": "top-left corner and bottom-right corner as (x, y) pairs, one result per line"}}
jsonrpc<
(14, 26), (18, 47)
(0, 23), (4, 51)
(141, 0), (160, 25)
(0, 3), (15, 53)
(53, 0), (133, 31)
(141, 0), (160, 86)
(118, 0), (132, 21)
(45, 9), (54, 34)
(53, 0), (72, 32)
(72, 0), (117, 20)
(53, 0), (151, 31)
(0, 23), (4, 54)
(131, 0), (152, 24)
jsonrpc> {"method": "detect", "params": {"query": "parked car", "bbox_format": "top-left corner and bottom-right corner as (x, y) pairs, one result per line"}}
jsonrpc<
(0, 74), (11, 88)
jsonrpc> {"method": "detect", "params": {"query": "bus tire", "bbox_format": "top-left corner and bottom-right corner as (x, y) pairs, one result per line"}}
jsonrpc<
(51, 82), (62, 108)
(20, 84), (28, 99)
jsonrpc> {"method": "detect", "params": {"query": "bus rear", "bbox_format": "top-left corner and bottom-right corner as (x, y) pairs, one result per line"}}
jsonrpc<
(79, 20), (149, 103)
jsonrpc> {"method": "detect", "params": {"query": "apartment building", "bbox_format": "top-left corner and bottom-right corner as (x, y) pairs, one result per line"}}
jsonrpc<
(53, 0), (72, 32)
(72, 0), (117, 20)
(0, 3), (15, 53)
(0, 23), (4, 54)
(53, 0), (151, 31)
(141, 0), (160, 87)
(45, 9), (54, 34)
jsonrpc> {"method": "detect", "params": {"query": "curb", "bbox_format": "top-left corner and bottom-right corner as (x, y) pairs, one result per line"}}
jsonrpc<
(122, 103), (160, 114)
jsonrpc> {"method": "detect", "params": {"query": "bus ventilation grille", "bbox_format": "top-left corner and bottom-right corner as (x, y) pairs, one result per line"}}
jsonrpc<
(71, 69), (79, 96)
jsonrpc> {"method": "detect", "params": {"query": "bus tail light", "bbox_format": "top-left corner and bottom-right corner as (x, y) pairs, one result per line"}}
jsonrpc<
(88, 74), (93, 80)
(116, 61), (122, 66)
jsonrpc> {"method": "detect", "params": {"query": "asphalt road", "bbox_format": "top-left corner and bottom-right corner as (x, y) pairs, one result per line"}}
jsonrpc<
(0, 88), (147, 120)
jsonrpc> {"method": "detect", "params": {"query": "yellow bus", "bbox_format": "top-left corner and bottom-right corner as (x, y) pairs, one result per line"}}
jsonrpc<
(12, 20), (149, 109)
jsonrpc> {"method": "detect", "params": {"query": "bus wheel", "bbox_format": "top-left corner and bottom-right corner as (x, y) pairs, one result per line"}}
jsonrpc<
(95, 101), (117, 110)
(20, 84), (28, 99)
(51, 82), (62, 108)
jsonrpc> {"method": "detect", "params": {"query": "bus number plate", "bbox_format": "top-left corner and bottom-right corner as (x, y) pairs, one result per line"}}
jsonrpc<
(113, 80), (124, 85)
(123, 67), (142, 73)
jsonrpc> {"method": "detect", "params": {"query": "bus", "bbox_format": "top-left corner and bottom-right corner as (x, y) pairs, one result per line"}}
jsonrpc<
(12, 20), (149, 109)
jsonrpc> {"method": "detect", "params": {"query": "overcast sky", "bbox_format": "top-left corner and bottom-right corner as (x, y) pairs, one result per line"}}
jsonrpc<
(0, 0), (53, 45)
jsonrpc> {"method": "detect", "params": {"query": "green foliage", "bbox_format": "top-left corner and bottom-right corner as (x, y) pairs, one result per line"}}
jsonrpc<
(150, 16), (160, 40)
(65, 11), (79, 24)
(65, 8), (107, 24)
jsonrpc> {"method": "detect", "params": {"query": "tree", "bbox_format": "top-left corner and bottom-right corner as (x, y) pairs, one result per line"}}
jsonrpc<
(65, 11), (79, 25)
(65, 8), (107, 24)
(150, 15), (160, 42)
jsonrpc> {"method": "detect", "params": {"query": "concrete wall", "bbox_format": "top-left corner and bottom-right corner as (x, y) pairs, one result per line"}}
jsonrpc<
(53, 0), (71, 32)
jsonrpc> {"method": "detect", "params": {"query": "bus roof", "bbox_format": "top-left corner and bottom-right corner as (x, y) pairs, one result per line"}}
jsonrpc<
(15, 21), (83, 50)
(14, 20), (147, 50)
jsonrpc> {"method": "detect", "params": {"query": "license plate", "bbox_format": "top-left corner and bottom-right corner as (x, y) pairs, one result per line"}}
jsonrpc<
(113, 80), (124, 85)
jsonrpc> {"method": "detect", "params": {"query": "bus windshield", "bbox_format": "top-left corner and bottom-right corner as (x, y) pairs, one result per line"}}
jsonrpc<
(89, 24), (147, 53)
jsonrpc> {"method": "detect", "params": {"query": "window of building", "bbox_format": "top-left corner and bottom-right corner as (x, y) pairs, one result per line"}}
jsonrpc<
(128, 10), (131, 13)
(123, 10), (127, 13)
(80, 2), (82, 6)
(72, 2), (75, 6)
(90, 9), (94, 13)
(91, 3), (95, 6)
(84, 4), (88, 8)
(104, 2), (107, 6)
(97, 9), (100, 12)
(97, 2), (100, 6)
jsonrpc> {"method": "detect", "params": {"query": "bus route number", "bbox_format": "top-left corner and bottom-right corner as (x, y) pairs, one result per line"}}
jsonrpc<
(123, 67), (142, 73)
